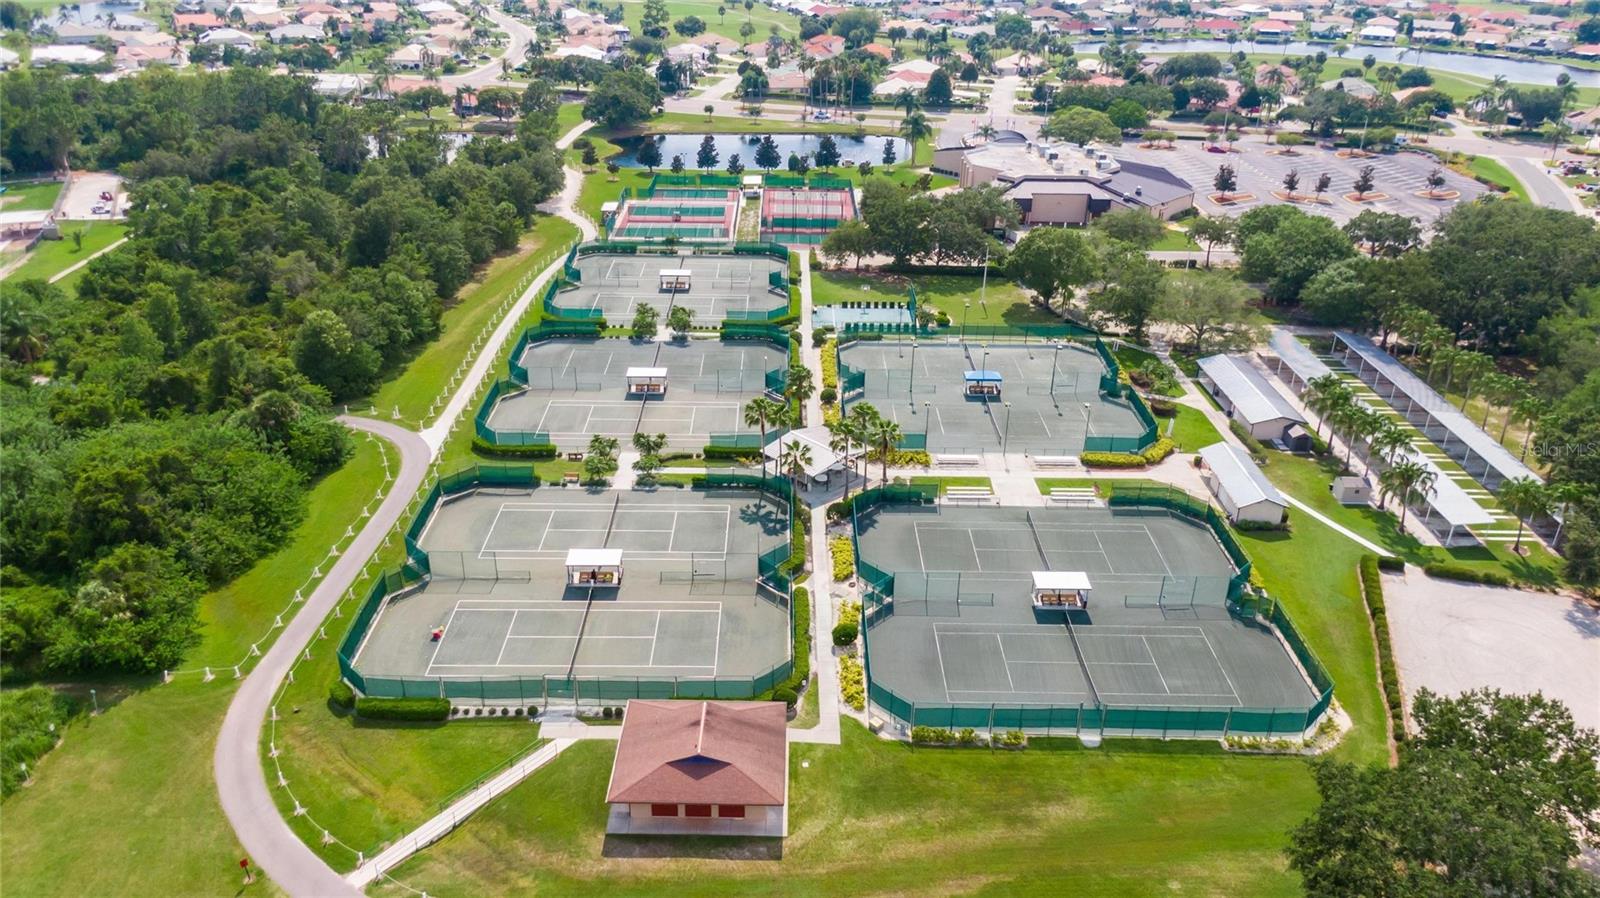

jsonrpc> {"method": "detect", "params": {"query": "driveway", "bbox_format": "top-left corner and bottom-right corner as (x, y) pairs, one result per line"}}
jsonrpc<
(58, 171), (124, 220)
(1383, 570), (1600, 731)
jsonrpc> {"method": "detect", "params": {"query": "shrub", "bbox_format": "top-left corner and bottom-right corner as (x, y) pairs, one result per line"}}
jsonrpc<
(1148, 397), (1178, 417)
(1422, 563), (1511, 586)
(957, 727), (979, 745)
(829, 535), (854, 581)
(820, 386), (837, 404)
(998, 729), (1026, 748)
(1234, 517), (1290, 532)
(1140, 437), (1176, 464)
(811, 327), (831, 347)
(832, 619), (859, 646)
(472, 438), (559, 458)
(601, 705), (614, 719)
(839, 654), (865, 710)
(772, 686), (799, 708)
(354, 697), (451, 721)
(1360, 555), (1406, 743)
(328, 679), (355, 712)
(1376, 555), (1406, 573)
(1226, 420), (1270, 464)
(702, 444), (761, 461)
(1082, 451), (1148, 468)
(765, 586), (811, 699)
(911, 725), (955, 744)
(820, 338), (839, 389)
(886, 449), (931, 467)
(1, 686), (73, 798)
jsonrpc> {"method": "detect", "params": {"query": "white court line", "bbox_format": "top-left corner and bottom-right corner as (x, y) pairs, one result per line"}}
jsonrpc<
(935, 627), (951, 702)
(994, 633), (1015, 691)
(1141, 636), (1171, 693)
(969, 530), (982, 571)
(647, 610), (661, 666)
(1199, 630), (1244, 705)
(423, 604), (465, 675)
(932, 622), (1207, 635)
(429, 662), (716, 669)
(1146, 528), (1175, 577)
(913, 522), (927, 571)
(493, 610), (521, 666)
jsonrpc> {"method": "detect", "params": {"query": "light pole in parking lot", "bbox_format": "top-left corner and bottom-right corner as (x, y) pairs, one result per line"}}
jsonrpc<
(1002, 401), (1013, 455)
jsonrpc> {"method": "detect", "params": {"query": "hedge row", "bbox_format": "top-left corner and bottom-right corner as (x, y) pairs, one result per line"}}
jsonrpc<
(702, 444), (762, 461)
(765, 585), (811, 701)
(829, 535), (854, 581)
(1422, 562), (1511, 587)
(1080, 437), (1177, 469)
(821, 338), (839, 390)
(472, 438), (559, 459)
(1360, 554), (1406, 744)
(1227, 420), (1271, 465)
(355, 697), (451, 721)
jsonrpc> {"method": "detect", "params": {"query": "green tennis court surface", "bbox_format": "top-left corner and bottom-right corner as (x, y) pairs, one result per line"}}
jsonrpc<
(839, 341), (1148, 456)
(857, 504), (1319, 715)
(484, 337), (784, 449)
(555, 252), (786, 321)
(353, 487), (792, 683)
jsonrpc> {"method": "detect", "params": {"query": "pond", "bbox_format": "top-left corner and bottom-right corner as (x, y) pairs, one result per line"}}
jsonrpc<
(609, 133), (913, 169)
(1074, 39), (1600, 88)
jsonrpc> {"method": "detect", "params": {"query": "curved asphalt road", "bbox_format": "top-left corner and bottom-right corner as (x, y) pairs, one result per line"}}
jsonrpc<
(213, 417), (430, 898)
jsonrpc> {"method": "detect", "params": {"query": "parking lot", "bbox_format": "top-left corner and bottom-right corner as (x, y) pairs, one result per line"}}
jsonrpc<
(1115, 138), (1486, 225)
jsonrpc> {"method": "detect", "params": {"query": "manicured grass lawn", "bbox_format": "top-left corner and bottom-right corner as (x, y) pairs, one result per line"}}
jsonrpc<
(791, 675), (820, 729)
(1150, 227), (1200, 251)
(1166, 404), (1223, 451)
(375, 720), (1317, 897)
(4, 222), (128, 284)
(555, 103), (588, 136)
(1260, 450), (1565, 588)
(909, 475), (994, 494)
(813, 270), (1059, 330)
(1111, 344), (1185, 397)
(617, 0), (801, 44)
(1466, 156), (1528, 201)
(0, 437), (391, 898)
(366, 214), (579, 425)
(0, 180), (63, 211)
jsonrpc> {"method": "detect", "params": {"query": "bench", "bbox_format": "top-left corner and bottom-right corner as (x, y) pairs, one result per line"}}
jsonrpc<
(1032, 455), (1082, 469)
(1048, 488), (1101, 507)
(943, 487), (996, 505)
(933, 453), (982, 467)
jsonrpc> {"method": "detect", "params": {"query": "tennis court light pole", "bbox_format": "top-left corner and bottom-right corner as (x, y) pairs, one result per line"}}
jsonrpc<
(1082, 401), (1093, 435)
(908, 338), (917, 397)
(924, 402), (931, 440)
(962, 300), (970, 340)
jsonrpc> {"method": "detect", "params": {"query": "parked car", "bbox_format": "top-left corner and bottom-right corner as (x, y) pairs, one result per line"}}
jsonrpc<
(811, 110), (832, 122)
(98, 190), (113, 201)
(91, 204), (108, 214)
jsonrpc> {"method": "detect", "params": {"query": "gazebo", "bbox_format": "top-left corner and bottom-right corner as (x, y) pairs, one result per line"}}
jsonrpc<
(1031, 571), (1091, 609)
(566, 548), (624, 587)
(658, 268), (692, 292)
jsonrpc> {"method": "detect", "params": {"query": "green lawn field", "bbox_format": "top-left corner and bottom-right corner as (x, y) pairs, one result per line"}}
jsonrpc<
(1466, 156), (1528, 201)
(373, 721), (1317, 898)
(813, 270), (1060, 330)
(1167, 404), (1224, 451)
(3, 222), (128, 284)
(0, 436), (391, 898)
(366, 214), (580, 426)
(0, 180), (64, 211)
(617, 0), (802, 45)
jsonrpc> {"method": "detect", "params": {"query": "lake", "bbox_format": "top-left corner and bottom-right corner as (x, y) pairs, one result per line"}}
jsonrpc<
(1074, 39), (1600, 89)
(610, 133), (913, 169)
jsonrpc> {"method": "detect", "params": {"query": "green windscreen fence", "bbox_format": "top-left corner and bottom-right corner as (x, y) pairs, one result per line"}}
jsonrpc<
(507, 320), (605, 383)
(652, 173), (741, 189)
(851, 485), (1333, 737)
(339, 468), (801, 703)
(473, 379), (553, 448)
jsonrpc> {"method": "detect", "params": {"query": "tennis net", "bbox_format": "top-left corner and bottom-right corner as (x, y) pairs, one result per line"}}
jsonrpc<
(1025, 510), (1050, 570)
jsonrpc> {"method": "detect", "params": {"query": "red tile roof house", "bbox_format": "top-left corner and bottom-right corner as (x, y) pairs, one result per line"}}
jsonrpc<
(605, 700), (789, 838)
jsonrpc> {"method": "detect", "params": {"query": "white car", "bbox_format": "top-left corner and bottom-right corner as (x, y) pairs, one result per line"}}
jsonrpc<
(811, 110), (832, 122)
(91, 204), (109, 215)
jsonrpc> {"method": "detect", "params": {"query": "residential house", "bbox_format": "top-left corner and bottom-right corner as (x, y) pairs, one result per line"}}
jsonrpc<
(1358, 23), (1398, 41)
(1253, 19), (1296, 40)
(388, 41), (433, 69)
(269, 22), (324, 41)
(173, 11), (225, 31)
(802, 33), (846, 60)
(116, 42), (186, 67)
(197, 26), (257, 46)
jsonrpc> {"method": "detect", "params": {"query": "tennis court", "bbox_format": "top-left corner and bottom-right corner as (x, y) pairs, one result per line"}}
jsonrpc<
(839, 340), (1148, 455)
(856, 504), (1319, 714)
(486, 337), (785, 449)
(611, 189), (739, 242)
(555, 252), (788, 322)
(353, 487), (792, 683)
(760, 186), (856, 246)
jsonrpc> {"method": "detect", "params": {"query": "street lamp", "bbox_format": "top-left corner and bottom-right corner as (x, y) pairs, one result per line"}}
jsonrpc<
(924, 401), (932, 440)
(1082, 401), (1093, 437)
(1002, 401), (1013, 455)
(962, 300), (971, 340)
(908, 338), (917, 397)
(1048, 341), (1062, 398)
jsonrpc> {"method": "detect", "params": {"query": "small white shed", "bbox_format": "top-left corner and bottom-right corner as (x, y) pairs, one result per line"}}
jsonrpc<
(566, 548), (623, 587)
(625, 366), (668, 395)
(1198, 443), (1289, 525)
(1196, 354), (1307, 442)
(1031, 570), (1091, 609)
(1330, 475), (1373, 506)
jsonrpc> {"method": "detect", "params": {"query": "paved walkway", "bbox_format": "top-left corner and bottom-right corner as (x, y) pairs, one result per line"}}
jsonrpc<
(45, 236), (127, 283)
(346, 739), (575, 889)
(213, 419), (430, 898)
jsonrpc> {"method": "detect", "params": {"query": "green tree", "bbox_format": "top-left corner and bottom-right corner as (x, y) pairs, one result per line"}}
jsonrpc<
(696, 134), (720, 171)
(666, 305), (694, 337)
(1376, 458), (1437, 530)
(1003, 226), (1098, 312)
(1290, 689), (1600, 897)
(821, 219), (874, 270)
(1343, 209), (1420, 258)
(636, 138), (663, 172)
(1093, 208), (1165, 248)
(630, 303), (660, 339)
(1088, 244), (1167, 341)
(1189, 215), (1236, 268)
(814, 134), (840, 169)
(1238, 206), (1357, 304)
(1157, 270), (1262, 354)
(1041, 105), (1122, 145)
(754, 134), (782, 170)
(1105, 97), (1149, 131)
(923, 68), (953, 106)
(582, 68), (664, 130)
(291, 310), (378, 400)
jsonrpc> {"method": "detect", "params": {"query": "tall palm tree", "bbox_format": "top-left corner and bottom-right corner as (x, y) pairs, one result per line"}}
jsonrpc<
(1498, 477), (1551, 556)
(1368, 423), (1412, 476)
(1512, 395), (1550, 461)
(780, 438), (813, 484)
(826, 417), (856, 497)
(1303, 374), (1350, 439)
(868, 415), (903, 486)
(848, 403), (881, 486)
(1453, 352), (1493, 411)
(894, 88), (921, 117)
(784, 364), (814, 408)
(1378, 459), (1437, 534)
(901, 111), (931, 144)
(743, 396), (782, 476)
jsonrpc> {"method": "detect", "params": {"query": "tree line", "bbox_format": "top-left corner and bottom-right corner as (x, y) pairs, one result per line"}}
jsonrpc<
(0, 68), (566, 678)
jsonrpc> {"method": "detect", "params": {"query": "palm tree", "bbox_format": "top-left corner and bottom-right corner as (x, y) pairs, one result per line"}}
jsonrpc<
(1453, 352), (1493, 412)
(1378, 459), (1437, 533)
(743, 396), (783, 476)
(632, 431), (667, 455)
(848, 403), (881, 486)
(900, 111), (932, 144)
(1498, 477), (1551, 556)
(1303, 374), (1351, 439)
(1341, 405), (1384, 471)
(1368, 423), (1412, 476)
(826, 417), (857, 497)
(894, 88), (921, 117)
(779, 438), (813, 485)
(1512, 395), (1550, 461)
(868, 415), (903, 485)
(784, 364), (814, 408)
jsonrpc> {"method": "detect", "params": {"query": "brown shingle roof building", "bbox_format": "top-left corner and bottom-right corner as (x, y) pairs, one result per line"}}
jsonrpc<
(605, 700), (789, 837)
